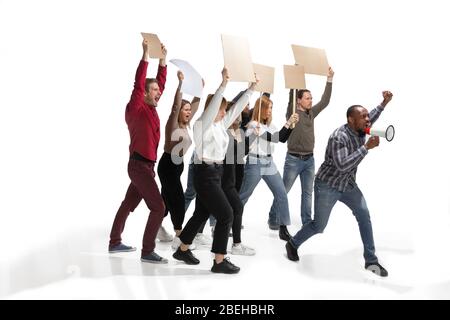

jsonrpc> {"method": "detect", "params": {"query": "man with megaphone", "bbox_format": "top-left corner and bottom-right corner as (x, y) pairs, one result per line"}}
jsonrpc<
(285, 90), (393, 277)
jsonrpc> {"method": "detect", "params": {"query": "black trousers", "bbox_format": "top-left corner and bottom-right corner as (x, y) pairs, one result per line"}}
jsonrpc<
(180, 163), (233, 254)
(157, 152), (185, 230)
(198, 163), (245, 232)
(222, 163), (244, 243)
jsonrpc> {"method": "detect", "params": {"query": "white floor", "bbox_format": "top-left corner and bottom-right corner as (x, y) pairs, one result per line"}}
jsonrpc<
(2, 202), (450, 300)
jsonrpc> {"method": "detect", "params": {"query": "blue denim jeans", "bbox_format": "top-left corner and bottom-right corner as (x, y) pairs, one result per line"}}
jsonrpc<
(269, 153), (314, 225)
(290, 179), (378, 263)
(239, 155), (291, 226)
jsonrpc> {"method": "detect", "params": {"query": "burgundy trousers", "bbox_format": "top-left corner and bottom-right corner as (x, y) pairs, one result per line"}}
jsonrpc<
(109, 158), (165, 256)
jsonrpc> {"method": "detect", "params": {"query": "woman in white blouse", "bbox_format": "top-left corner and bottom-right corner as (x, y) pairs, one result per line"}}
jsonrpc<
(172, 68), (257, 274)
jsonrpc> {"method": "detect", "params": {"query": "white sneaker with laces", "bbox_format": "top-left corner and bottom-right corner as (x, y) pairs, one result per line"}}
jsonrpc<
(171, 236), (196, 250)
(157, 226), (174, 242)
(231, 243), (256, 256)
(194, 233), (213, 246)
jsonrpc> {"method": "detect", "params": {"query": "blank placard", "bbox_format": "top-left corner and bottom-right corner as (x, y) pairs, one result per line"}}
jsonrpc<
(221, 34), (255, 82)
(284, 65), (306, 89)
(291, 44), (329, 76)
(141, 32), (164, 59)
(253, 63), (275, 94)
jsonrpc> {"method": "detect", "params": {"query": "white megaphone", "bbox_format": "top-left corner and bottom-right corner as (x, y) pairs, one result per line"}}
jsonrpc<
(364, 125), (395, 142)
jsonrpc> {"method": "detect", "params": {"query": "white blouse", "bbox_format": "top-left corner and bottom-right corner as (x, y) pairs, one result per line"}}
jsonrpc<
(193, 86), (254, 162)
(246, 120), (278, 156)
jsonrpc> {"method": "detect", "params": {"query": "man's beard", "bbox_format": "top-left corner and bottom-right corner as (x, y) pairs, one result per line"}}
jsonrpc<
(357, 129), (366, 138)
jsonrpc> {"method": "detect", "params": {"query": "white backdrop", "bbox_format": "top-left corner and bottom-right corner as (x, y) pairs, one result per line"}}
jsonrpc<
(1, 0), (449, 298)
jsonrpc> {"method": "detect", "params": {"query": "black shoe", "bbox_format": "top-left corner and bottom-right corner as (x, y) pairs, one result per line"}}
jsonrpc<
(211, 258), (240, 274)
(365, 262), (388, 277)
(285, 241), (299, 261)
(279, 225), (292, 241)
(173, 248), (200, 265)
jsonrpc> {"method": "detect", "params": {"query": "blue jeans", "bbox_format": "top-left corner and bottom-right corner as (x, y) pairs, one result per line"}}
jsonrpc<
(269, 153), (314, 225)
(239, 155), (291, 226)
(291, 179), (378, 263)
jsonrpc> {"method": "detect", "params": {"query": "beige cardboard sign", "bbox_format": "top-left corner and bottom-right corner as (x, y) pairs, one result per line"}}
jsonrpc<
(253, 63), (275, 94)
(221, 34), (255, 82)
(141, 32), (164, 59)
(284, 65), (306, 89)
(291, 44), (329, 76)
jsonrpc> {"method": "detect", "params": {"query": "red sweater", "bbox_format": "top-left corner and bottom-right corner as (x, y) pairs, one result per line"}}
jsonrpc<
(125, 60), (167, 161)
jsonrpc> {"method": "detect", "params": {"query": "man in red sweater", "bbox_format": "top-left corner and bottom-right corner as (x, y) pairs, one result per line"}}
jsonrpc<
(109, 39), (168, 263)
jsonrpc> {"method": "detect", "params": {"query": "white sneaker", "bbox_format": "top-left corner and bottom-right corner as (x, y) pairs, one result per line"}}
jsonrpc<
(157, 225), (174, 242)
(231, 243), (256, 256)
(171, 236), (196, 250)
(194, 233), (213, 246)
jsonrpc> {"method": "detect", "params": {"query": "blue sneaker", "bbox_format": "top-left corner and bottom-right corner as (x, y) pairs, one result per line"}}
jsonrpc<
(108, 243), (136, 253)
(141, 252), (168, 264)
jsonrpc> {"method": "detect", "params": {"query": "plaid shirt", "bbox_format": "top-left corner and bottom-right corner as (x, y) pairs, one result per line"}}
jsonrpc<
(316, 106), (384, 192)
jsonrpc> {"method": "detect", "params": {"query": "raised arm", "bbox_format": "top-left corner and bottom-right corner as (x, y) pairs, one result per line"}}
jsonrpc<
(197, 68), (229, 132)
(188, 78), (204, 124)
(223, 80), (257, 128)
(285, 89), (295, 120)
(369, 90), (393, 125)
(129, 40), (150, 106)
(156, 43), (168, 95)
(166, 71), (184, 134)
(311, 67), (334, 117)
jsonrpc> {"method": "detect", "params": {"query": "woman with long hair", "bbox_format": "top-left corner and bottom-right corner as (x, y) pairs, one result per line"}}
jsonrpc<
(239, 95), (299, 243)
(157, 70), (201, 247)
(172, 68), (257, 273)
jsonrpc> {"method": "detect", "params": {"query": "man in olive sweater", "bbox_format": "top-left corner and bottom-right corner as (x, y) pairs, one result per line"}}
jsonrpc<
(267, 67), (334, 229)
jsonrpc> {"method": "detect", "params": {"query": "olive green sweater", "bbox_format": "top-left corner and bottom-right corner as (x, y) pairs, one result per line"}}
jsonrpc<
(285, 81), (332, 155)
